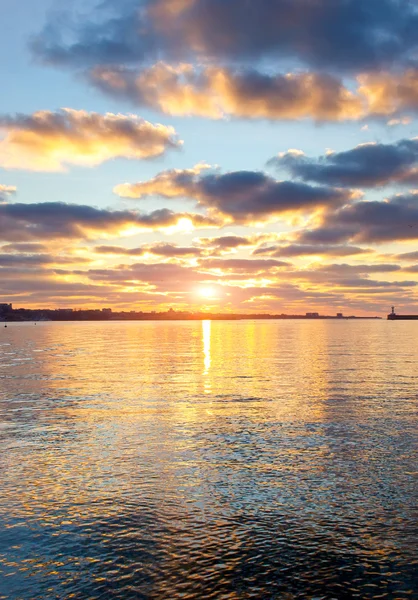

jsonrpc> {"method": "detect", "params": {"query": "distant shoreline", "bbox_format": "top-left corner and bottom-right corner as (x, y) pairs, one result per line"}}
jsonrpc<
(1, 314), (382, 323)
(0, 304), (386, 322)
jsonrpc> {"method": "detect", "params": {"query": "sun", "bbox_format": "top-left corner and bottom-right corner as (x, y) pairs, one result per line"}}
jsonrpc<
(199, 287), (216, 299)
(165, 217), (195, 234)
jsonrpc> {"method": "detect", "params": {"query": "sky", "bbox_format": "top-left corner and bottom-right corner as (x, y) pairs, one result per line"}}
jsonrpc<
(1, 0), (418, 316)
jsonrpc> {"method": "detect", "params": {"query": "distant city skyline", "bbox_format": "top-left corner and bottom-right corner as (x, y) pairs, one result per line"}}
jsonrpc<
(1, 1), (418, 316)
(0, 301), (383, 321)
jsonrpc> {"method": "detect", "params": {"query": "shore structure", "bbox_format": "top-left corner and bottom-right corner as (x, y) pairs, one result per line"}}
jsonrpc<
(387, 307), (418, 320)
(0, 303), (381, 322)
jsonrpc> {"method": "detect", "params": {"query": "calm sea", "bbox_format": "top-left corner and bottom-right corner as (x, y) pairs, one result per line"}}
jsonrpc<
(0, 320), (417, 600)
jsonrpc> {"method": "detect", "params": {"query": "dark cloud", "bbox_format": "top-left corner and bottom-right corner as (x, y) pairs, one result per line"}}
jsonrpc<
(253, 244), (369, 258)
(194, 171), (354, 222)
(94, 243), (203, 257)
(396, 251), (418, 261)
(314, 263), (401, 274)
(331, 278), (416, 288)
(197, 236), (255, 250)
(275, 265), (417, 296)
(115, 168), (355, 224)
(298, 194), (418, 244)
(403, 264), (418, 272)
(195, 234), (278, 256)
(0, 276), (122, 300)
(0, 254), (91, 267)
(267, 263), (411, 287)
(94, 245), (145, 257)
(32, 0), (418, 73)
(271, 139), (418, 188)
(144, 243), (203, 257)
(0, 202), (220, 242)
(0, 243), (48, 253)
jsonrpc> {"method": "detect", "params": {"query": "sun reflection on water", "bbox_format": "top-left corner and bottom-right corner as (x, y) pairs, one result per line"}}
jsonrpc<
(202, 319), (212, 393)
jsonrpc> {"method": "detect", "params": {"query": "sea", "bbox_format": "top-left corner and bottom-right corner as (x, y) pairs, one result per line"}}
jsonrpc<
(0, 320), (417, 600)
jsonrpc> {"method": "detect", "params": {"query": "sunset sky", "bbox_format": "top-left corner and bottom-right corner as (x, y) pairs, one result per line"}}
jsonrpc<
(1, 0), (418, 315)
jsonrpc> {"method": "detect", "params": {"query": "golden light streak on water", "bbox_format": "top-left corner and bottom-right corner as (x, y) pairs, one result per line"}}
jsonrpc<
(202, 319), (212, 395)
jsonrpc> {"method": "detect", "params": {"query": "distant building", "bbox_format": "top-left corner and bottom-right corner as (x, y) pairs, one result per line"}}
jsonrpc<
(306, 312), (319, 318)
(337, 313), (343, 318)
(102, 308), (112, 313)
(57, 308), (73, 313)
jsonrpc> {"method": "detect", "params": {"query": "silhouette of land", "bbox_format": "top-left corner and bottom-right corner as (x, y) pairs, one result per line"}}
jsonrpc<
(0, 303), (381, 322)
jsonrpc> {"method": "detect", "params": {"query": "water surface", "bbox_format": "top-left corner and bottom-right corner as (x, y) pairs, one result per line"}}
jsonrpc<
(0, 320), (417, 599)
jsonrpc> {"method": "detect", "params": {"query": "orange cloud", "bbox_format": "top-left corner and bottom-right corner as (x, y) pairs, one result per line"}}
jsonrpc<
(358, 70), (418, 116)
(88, 65), (418, 122)
(0, 109), (181, 172)
(114, 163), (210, 199)
(90, 63), (365, 121)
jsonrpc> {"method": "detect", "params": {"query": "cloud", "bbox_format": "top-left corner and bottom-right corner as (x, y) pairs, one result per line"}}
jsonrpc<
(85, 259), (290, 294)
(253, 244), (370, 258)
(314, 263), (401, 274)
(114, 167), (356, 224)
(33, 0), (418, 73)
(199, 258), (291, 273)
(387, 117), (412, 127)
(271, 263), (417, 296)
(29, 3), (418, 124)
(0, 273), (124, 302)
(114, 164), (209, 199)
(90, 65), (418, 123)
(85, 261), (214, 289)
(94, 245), (146, 257)
(0, 109), (181, 171)
(299, 194), (418, 244)
(358, 69), (418, 117)
(88, 63), (364, 121)
(94, 243), (203, 258)
(3, 258), (413, 309)
(196, 235), (255, 251)
(0, 184), (17, 200)
(0, 253), (91, 267)
(195, 234), (278, 255)
(0, 202), (220, 242)
(403, 264), (418, 273)
(1, 243), (49, 253)
(142, 243), (203, 257)
(396, 251), (418, 261)
(327, 277), (417, 289)
(2, 241), (414, 311)
(271, 139), (418, 188)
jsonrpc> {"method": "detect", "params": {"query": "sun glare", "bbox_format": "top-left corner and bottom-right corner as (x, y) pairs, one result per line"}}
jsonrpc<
(199, 287), (216, 299)
(165, 217), (195, 234)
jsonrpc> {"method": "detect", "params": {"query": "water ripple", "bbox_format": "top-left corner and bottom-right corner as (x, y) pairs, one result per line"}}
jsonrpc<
(0, 321), (417, 599)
